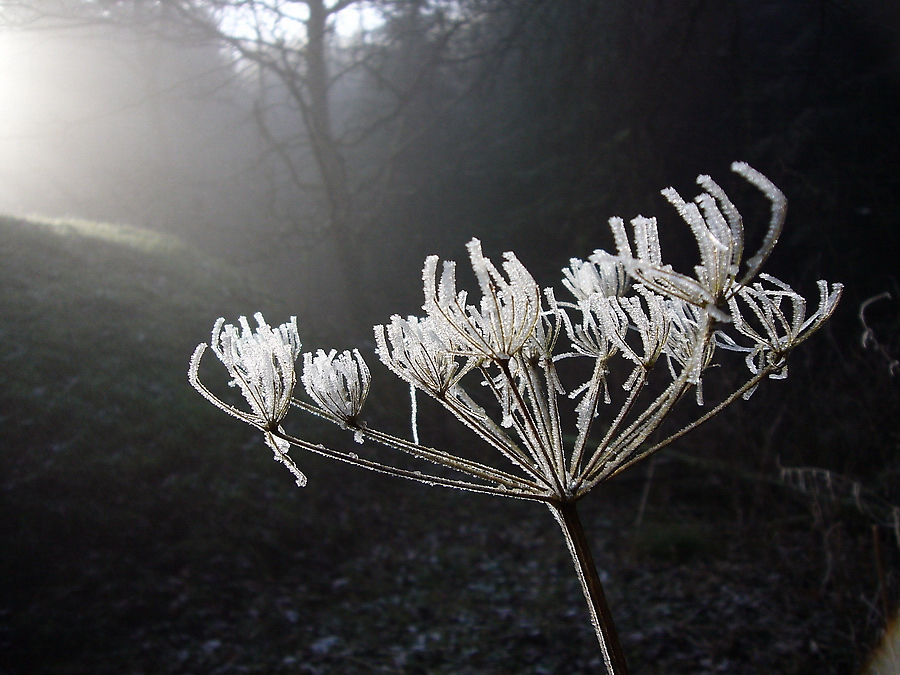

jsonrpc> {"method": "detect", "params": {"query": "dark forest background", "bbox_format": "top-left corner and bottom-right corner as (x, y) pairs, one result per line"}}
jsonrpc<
(0, 1), (898, 673)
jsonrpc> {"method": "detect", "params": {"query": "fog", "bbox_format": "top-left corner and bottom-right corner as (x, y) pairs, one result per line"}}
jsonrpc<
(1, 2), (899, 671)
(2, 3), (897, 337)
(0, 28), (268, 244)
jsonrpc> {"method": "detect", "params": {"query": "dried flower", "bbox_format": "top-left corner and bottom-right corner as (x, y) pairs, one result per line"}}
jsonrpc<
(597, 285), (670, 377)
(188, 313), (300, 430)
(188, 313), (307, 486)
(423, 238), (542, 361)
(562, 250), (629, 301)
(663, 297), (716, 404)
(302, 349), (370, 432)
(374, 315), (465, 396)
(189, 163), (841, 675)
(613, 162), (787, 321)
(722, 274), (843, 394)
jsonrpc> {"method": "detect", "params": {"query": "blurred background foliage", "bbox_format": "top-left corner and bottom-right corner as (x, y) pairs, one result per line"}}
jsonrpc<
(0, 0), (898, 672)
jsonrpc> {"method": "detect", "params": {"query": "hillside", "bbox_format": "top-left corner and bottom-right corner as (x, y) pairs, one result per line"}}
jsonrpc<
(0, 215), (894, 674)
(0, 215), (305, 671)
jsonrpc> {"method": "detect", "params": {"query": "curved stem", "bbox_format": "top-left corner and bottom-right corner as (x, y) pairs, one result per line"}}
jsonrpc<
(568, 358), (610, 477)
(595, 358), (782, 488)
(441, 390), (551, 487)
(573, 367), (646, 491)
(289, 397), (538, 492)
(495, 359), (567, 495)
(274, 427), (547, 500)
(548, 500), (629, 675)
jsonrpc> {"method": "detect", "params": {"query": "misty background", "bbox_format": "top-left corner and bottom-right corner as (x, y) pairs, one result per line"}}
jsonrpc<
(1, 0), (899, 673)
(3, 0), (896, 337)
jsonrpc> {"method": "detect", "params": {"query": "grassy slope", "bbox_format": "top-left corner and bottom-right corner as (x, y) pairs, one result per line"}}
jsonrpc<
(0, 215), (304, 669)
(0, 214), (611, 674)
(0, 215), (891, 674)
(0, 214), (281, 498)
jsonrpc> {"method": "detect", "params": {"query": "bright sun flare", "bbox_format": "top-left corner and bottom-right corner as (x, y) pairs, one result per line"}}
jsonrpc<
(0, 32), (41, 141)
(218, 1), (384, 44)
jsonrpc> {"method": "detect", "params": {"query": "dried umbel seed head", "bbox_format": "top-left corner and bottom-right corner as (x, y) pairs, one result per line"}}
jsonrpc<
(611, 161), (788, 322)
(374, 314), (465, 396)
(302, 348), (371, 432)
(189, 312), (300, 430)
(190, 164), (842, 675)
(423, 238), (542, 361)
(562, 250), (629, 301)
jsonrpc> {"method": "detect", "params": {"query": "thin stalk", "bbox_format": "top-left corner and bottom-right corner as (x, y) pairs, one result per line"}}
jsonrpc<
(517, 353), (566, 481)
(274, 428), (545, 500)
(481, 361), (560, 490)
(363, 426), (541, 492)
(441, 391), (552, 487)
(497, 359), (566, 494)
(288, 397), (542, 492)
(639, 364), (776, 457)
(584, 321), (716, 488)
(568, 358), (610, 477)
(548, 500), (629, 675)
(540, 358), (568, 481)
(573, 367), (646, 491)
(598, 359), (781, 486)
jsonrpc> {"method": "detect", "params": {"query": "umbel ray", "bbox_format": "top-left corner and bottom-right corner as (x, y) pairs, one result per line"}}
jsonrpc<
(189, 162), (842, 674)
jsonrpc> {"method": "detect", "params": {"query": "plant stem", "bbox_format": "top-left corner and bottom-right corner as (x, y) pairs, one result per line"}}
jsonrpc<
(549, 500), (629, 675)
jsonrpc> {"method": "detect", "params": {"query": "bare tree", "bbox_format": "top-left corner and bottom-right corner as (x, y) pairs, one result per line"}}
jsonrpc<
(1, 0), (476, 330)
(153, 0), (478, 324)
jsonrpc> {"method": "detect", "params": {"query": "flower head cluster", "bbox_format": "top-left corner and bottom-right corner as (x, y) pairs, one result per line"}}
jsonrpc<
(188, 313), (306, 486)
(302, 348), (371, 433)
(375, 315), (465, 396)
(562, 250), (629, 301)
(190, 163), (841, 503)
(611, 162), (786, 322)
(718, 274), (843, 397)
(423, 238), (541, 361)
(188, 163), (844, 675)
(189, 313), (300, 430)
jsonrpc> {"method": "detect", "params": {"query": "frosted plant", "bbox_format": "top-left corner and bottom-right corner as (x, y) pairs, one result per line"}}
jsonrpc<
(562, 250), (630, 300)
(302, 348), (370, 440)
(189, 163), (842, 674)
(422, 237), (542, 360)
(188, 313), (308, 486)
(375, 314), (467, 395)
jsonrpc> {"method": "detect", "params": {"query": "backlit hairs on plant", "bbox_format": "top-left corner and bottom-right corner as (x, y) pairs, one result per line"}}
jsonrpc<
(189, 313), (300, 429)
(374, 314), (467, 396)
(189, 163), (842, 675)
(613, 161), (787, 322)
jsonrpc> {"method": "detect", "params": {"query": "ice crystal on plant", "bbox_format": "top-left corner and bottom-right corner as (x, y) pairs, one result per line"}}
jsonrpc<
(562, 250), (629, 301)
(615, 161), (787, 323)
(190, 163), (842, 675)
(423, 238), (541, 360)
(190, 163), (841, 501)
(188, 313), (300, 429)
(720, 274), (843, 397)
(188, 312), (307, 486)
(664, 297), (716, 404)
(302, 349), (370, 436)
(374, 315), (464, 396)
(603, 285), (670, 375)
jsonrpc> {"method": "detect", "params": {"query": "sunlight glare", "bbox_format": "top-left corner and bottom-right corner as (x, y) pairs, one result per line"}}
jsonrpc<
(332, 3), (384, 39)
(0, 32), (41, 142)
(216, 0), (383, 45)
